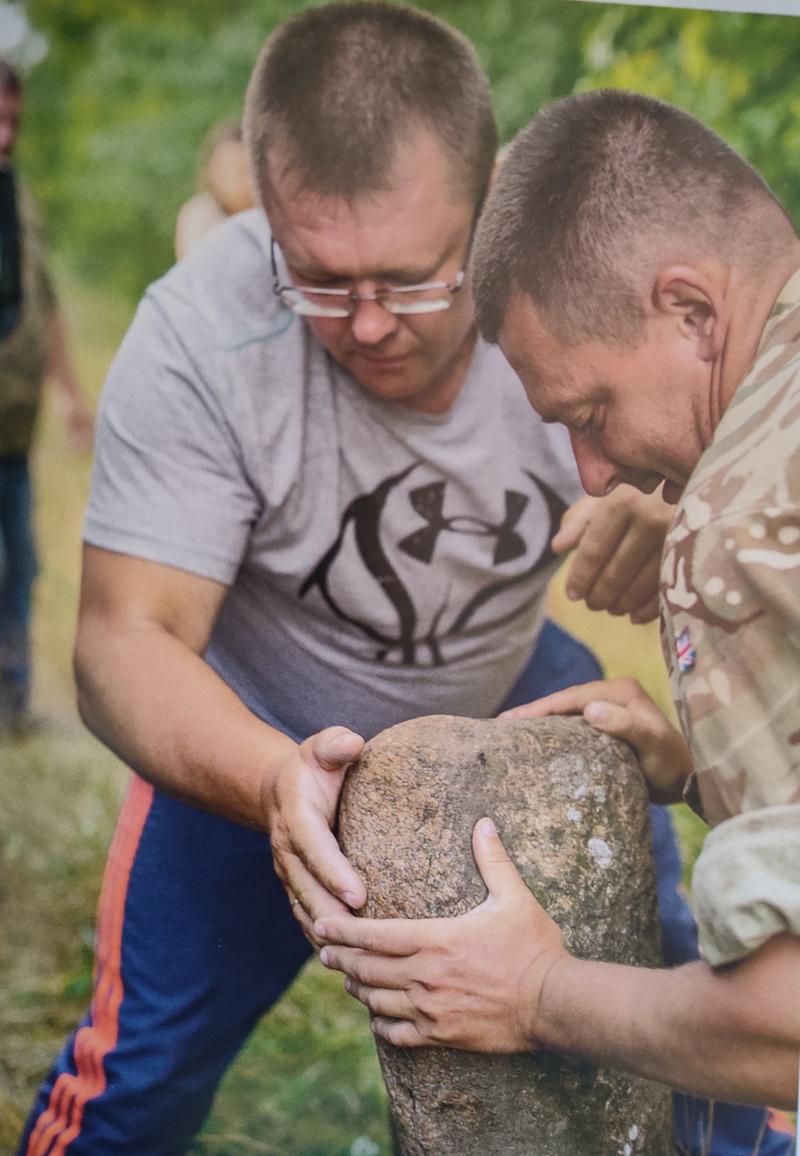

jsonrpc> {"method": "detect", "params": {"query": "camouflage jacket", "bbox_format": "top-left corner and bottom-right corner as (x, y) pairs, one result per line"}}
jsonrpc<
(660, 268), (800, 966)
(0, 176), (55, 458)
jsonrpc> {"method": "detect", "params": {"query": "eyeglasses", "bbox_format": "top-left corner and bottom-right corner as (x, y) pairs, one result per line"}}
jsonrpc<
(270, 211), (478, 318)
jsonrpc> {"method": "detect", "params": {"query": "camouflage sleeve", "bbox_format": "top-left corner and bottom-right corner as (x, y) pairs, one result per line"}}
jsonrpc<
(668, 503), (800, 823)
(690, 804), (800, 965)
(669, 505), (800, 962)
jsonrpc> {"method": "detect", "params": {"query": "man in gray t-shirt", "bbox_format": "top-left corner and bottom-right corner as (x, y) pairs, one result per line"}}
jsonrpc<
(19, 9), (678, 1156)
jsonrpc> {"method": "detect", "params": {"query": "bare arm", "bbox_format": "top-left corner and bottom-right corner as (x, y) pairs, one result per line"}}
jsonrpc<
(536, 930), (800, 1108)
(75, 545), (367, 936)
(46, 306), (94, 452)
(317, 820), (800, 1108)
(174, 194), (226, 261)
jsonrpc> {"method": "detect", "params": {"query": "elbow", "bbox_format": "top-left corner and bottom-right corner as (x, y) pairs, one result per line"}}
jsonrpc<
(73, 620), (101, 734)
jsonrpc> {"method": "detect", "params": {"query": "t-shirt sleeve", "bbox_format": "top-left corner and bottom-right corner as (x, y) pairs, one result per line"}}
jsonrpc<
(84, 292), (259, 585)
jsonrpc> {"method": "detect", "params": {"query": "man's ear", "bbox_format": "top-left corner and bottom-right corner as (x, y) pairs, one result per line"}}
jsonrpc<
(651, 266), (725, 361)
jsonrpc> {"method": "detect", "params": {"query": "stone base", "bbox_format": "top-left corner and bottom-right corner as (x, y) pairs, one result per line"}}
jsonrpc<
(338, 714), (674, 1156)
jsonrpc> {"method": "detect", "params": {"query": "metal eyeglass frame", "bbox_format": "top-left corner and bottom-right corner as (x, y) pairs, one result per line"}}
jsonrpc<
(270, 204), (481, 319)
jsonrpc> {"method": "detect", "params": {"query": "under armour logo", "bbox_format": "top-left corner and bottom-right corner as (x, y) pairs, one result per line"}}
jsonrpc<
(398, 482), (529, 566)
(299, 464), (566, 666)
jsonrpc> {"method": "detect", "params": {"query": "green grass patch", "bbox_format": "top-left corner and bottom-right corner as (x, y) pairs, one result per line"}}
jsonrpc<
(193, 962), (389, 1156)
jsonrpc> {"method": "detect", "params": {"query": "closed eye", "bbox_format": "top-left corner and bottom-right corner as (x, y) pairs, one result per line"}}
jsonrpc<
(571, 410), (604, 436)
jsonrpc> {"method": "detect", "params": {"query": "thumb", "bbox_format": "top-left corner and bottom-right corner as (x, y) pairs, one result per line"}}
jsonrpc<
(310, 727), (365, 773)
(583, 699), (641, 746)
(550, 495), (597, 555)
(550, 516), (586, 555)
(472, 818), (524, 900)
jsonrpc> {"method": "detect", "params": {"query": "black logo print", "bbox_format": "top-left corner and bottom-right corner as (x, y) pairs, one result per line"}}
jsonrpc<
(398, 483), (529, 566)
(299, 464), (566, 666)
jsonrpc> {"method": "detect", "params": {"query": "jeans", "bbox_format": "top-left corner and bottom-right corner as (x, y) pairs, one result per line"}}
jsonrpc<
(0, 454), (37, 725)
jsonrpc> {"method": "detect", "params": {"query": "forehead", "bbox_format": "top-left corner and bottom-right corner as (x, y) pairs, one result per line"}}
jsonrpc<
(264, 130), (473, 278)
(498, 295), (598, 417)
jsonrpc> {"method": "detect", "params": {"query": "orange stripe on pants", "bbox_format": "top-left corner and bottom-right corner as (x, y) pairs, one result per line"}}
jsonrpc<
(26, 775), (155, 1156)
(766, 1108), (797, 1137)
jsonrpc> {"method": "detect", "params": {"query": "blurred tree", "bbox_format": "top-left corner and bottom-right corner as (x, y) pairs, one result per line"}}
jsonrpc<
(578, 6), (800, 229)
(18, 1), (309, 297)
(13, 0), (800, 303)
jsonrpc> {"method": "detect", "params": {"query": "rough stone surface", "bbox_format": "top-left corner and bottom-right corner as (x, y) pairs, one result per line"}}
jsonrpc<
(338, 714), (674, 1156)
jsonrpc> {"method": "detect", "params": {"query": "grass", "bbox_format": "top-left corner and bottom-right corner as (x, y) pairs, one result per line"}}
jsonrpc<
(0, 272), (707, 1155)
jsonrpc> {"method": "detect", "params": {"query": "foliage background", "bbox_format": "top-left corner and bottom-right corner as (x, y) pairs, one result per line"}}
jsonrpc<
(12, 0), (800, 302)
(1, 0), (798, 1152)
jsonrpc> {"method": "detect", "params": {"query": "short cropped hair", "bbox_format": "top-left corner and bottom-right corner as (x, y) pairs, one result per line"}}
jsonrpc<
(473, 89), (795, 347)
(244, 1), (497, 205)
(0, 60), (22, 96)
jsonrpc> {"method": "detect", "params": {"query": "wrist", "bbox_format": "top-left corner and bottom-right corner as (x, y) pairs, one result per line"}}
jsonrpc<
(257, 732), (300, 830)
(648, 775), (690, 805)
(519, 944), (572, 1050)
(527, 949), (580, 1052)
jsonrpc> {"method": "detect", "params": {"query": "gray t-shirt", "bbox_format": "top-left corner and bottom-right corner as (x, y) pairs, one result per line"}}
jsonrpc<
(85, 210), (582, 743)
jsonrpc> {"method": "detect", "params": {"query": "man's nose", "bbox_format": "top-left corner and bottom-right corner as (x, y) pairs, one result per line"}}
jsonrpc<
(569, 431), (622, 497)
(349, 297), (400, 346)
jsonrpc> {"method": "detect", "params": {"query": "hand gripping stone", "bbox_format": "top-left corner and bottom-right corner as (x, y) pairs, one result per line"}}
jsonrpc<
(338, 714), (674, 1156)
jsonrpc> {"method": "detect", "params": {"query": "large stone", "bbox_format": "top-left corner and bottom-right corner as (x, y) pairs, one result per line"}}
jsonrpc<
(338, 714), (674, 1156)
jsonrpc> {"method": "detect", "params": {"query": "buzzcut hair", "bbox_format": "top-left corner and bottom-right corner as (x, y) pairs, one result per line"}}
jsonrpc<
(473, 89), (796, 347)
(244, 1), (497, 205)
(0, 60), (22, 96)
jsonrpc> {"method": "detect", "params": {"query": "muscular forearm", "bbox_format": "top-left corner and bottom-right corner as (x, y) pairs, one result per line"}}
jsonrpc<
(536, 933), (800, 1108)
(76, 547), (365, 926)
(75, 618), (295, 829)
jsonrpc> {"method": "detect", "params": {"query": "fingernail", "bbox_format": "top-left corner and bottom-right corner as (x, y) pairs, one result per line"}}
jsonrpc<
(314, 921), (327, 939)
(585, 701), (607, 724)
(342, 891), (357, 907)
(479, 817), (497, 836)
(344, 977), (352, 993)
(566, 587), (579, 601)
(320, 948), (329, 967)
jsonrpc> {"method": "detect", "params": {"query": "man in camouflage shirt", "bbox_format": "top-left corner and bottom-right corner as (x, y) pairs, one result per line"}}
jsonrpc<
(318, 91), (800, 1120)
(659, 269), (800, 971)
(0, 60), (92, 731)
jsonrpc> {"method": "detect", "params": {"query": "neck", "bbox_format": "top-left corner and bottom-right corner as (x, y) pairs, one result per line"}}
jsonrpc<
(397, 325), (478, 416)
(715, 241), (800, 424)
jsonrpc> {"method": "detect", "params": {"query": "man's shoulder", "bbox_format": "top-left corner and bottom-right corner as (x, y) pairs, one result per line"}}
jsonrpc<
(676, 283), (800, 536)
(13, 174), (41, 225)
(661, 308), (800, 637)
(12, 174), (48, 263)
(148, 209), (290, 352)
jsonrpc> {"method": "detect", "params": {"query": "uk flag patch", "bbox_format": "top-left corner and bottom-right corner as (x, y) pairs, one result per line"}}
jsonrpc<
(676, 627), (695, 673)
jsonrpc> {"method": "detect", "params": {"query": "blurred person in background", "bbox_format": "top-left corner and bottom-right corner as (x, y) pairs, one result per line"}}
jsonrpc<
(0, 59), (93, 737)
(174, 118), (256, 259)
